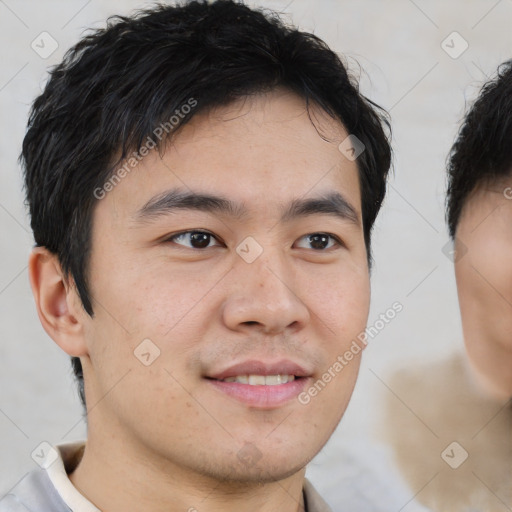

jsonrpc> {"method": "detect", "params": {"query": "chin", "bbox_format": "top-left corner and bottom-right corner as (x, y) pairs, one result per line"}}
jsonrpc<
(208, 460), (307, 485)
(468, 356), (512, 400)
(187, 446), (312, 485)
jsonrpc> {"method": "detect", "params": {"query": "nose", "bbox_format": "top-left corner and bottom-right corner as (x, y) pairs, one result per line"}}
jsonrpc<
(222, 253), (310, 335)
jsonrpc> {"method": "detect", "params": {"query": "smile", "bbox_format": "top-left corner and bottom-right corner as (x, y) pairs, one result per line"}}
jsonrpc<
(218, 374), (296, 385)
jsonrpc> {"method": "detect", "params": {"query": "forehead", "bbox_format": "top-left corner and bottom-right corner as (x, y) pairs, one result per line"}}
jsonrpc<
(463, 177), (511, 209)
(458, 176), (512, 231)
(97, 89), (361, 221)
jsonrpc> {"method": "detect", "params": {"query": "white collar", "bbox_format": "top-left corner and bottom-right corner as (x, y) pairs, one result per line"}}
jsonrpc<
(45, 442), (100, 512)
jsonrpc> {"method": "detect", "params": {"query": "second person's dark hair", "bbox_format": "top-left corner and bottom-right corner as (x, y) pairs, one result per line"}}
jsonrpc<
(447, 60), (512, 238)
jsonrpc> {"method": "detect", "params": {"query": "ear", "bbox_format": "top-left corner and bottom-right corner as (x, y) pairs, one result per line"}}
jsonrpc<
(28, 247), (88, 357)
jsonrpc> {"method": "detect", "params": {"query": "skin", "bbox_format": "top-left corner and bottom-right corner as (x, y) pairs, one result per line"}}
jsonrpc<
(454, 180), (512, 399)
(29, 88), (370, 512)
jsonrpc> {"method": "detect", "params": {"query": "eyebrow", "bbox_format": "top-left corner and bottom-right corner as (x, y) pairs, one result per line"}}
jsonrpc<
(136, 189), (247, 221)
(282, 193), (359, 225)
(135, 188), (360, 225)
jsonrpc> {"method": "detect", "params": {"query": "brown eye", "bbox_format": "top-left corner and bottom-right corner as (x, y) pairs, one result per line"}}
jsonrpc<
(189, 232), (212, 248)
(170, 231), (220, 249)
(295, 233), (339, 250)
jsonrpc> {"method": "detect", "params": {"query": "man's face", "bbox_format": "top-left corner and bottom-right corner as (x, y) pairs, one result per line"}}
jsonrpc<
(80, 89), (370, 482)
(455, 181), (512, 398)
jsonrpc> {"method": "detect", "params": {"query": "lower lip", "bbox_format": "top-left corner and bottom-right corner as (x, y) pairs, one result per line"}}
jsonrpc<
(207, 378), (308, 408)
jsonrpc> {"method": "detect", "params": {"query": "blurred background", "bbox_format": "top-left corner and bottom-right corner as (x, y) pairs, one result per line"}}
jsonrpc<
(1, 1), (511, 510)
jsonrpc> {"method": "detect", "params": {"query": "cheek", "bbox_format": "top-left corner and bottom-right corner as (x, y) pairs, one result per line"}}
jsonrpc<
(304, 264), (370, 338)
(456, 236), (512, 350)
(92, 253), (222, 339)
(466, 234), (512, 303)
(84, 262), (221, 398)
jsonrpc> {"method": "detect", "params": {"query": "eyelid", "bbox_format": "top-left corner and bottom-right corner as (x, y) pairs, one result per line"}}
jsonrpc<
(165, 229), (224, 247)
(294, 232), (345, 250)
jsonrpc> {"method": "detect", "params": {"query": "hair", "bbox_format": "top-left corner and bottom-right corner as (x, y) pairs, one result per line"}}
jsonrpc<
(447, 60), (512, 238)
(22, 0), (392, 408)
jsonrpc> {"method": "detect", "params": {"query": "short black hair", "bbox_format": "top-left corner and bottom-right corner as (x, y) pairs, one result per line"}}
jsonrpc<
(22, 0), (391, 407)
(447, 60), (512, 238)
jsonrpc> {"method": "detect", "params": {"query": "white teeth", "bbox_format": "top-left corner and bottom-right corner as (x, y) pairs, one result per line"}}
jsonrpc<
(264, 375), (285, 385)
(223, 376), (248, 383)
(221, 375), (295, 385)
(248, 375), (266, 385)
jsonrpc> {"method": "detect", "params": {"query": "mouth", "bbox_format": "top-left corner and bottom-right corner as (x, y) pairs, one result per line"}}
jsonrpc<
(205, 360), (312, 408)
(216, 374), (296, 385)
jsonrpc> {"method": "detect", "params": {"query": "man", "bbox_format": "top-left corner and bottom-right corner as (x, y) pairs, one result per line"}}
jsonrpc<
(447, 59), (512, 400)
(1, 1), (391, 510)
(383, 61), (512, 511)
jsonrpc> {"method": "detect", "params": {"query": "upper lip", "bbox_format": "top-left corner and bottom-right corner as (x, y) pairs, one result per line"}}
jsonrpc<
(207, 359), (311, 380)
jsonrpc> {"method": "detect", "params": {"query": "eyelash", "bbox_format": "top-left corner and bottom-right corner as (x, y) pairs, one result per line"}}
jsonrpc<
(165, 230), (344, 251)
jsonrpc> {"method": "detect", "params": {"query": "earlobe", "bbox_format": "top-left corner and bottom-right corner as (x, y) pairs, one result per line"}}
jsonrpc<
(28, 247), (88, 357)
